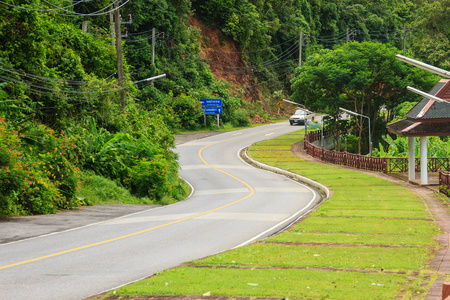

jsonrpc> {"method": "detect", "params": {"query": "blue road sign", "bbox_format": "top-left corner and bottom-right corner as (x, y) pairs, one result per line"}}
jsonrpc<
(203, 107), (223, 115)
(200, 98), (222, 107)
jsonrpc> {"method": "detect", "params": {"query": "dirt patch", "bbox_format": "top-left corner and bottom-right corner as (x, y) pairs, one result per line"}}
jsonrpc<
(250, 114), (271, 124)
(188, 17), (264, 104)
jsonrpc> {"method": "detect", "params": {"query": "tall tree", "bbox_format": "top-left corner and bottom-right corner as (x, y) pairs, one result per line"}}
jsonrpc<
(412, 0), (450, 70)
(291, 41), (437, 154)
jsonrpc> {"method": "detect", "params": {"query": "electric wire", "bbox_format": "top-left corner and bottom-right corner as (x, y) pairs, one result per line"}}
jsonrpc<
(0, 74), (122, 95)
(0, 12), (417, 107)
(204, 35), (299, 54)
(243, 65), (298, 90)
(146, 35), (300, 72)
(0, 0), (130, 17)
(204, 43), (299, 71)
(39, 0), (86, 12)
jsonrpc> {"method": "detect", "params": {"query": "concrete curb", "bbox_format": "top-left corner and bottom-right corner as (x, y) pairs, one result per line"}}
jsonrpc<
(240, 147), (330, 200)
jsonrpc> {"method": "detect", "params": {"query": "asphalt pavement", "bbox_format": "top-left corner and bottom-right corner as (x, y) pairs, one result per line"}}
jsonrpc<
(0, 131), (221, 245)
(1, 123), (320, 300)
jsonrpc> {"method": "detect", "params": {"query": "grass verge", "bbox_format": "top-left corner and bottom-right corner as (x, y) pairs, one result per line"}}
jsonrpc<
(93, 129), (440, 300)
(76, 171), (190, 206)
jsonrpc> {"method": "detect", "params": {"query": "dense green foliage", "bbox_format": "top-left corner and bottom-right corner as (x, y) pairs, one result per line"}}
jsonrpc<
(373, 135), (450, 158)
(411, 0), (450, 70)
(0, 0), (449, 215)
(291, 41), (438, 154)
(0, 117), (82, 215)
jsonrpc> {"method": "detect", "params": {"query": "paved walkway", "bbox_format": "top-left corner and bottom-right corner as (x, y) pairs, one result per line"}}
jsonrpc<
(293, 142), (450, 300)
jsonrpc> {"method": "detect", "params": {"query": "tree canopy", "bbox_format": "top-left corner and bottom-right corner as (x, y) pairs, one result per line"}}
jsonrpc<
(291, 41), (438, 154)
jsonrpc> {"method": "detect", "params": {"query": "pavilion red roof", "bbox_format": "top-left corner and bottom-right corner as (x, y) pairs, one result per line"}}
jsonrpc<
(387, 79), (450, 137)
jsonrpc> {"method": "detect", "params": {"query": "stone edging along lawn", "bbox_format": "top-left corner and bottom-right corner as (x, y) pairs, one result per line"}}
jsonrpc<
(94, 129), (442, 300)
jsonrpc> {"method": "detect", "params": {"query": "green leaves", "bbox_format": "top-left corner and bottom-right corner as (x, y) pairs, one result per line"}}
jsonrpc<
(0, 118), (82, 215)
(291, 41), (438, 154)
(412, 0), (450, 70)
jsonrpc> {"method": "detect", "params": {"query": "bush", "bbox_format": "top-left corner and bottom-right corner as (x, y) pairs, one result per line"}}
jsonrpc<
(0, 118), (82, 215)
(68, 113), (185, 202)
(76, 170), (151, 205)
(172, 94), (204, 130)
(340, 134), (359, 153)
(231, 109), (250, 127)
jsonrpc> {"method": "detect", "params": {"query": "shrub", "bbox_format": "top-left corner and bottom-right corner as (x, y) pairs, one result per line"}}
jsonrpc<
(172, 94), (204, 130)
(231, 109), (250, 127)
(0, 118), (82, 215)
(340, 134), (359, 153)
(68, 114), (185, 202)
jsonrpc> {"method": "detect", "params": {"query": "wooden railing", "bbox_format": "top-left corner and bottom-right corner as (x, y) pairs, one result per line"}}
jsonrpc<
(440, 171), (450, 197)
(304, 131), (450, 174)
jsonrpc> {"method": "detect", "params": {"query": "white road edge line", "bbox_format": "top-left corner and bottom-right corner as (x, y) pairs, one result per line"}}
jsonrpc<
(234, 145), (330, 248)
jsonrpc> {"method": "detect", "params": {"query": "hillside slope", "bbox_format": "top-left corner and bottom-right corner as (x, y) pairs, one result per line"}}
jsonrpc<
(189, 17), (264, 104)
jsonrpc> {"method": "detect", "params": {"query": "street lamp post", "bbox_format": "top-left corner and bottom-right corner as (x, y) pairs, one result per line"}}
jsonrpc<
(295, 107), (314, 136)
(339, 107), (372, 156)
(133, 73), (167, 84)
(320, 115), (336, 149)
(396, 55), (450, 78)
(407, 86), (450, 105)
(321, 115), (325, 148)
(282, 99), (305, 108)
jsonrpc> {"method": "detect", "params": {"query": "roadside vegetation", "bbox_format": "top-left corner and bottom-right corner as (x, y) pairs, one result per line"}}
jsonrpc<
(2, 0), (449, 216)
(96, 129), (440, 300)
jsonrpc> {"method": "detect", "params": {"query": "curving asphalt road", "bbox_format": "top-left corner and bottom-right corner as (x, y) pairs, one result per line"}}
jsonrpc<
(0, 122), (321, 300)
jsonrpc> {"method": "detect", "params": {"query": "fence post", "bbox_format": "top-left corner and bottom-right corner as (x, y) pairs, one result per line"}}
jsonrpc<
(442, 282), (450, 300)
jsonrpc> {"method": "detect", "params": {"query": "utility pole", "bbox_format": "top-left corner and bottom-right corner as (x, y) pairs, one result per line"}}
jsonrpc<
(299, 31), (303, 67)
(347, 28), (357, 43)
(403, 24), (406, 54)
(110, 10), (114, 47)
(152, 28), (156, 66)
(299, 31), (310, 67)
(403, 25), (413, 54)
(82, 21), (89, 33)
(114, 0), (125, 111)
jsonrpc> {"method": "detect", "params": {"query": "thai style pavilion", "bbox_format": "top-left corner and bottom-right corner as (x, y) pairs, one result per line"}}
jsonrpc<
(386, 79), (450, 185)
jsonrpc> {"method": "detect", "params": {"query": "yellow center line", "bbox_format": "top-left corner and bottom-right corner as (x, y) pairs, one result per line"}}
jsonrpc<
(0, 125), (289, 270)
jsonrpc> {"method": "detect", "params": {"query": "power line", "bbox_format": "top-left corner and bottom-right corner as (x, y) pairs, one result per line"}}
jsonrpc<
(0, 0), (131, 17)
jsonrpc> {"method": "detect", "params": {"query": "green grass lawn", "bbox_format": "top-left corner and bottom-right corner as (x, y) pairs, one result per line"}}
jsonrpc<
(94, 129), (440, 300)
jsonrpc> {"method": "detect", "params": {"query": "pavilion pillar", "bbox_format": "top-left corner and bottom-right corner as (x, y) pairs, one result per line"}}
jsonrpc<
(420, 136), (428, 185)
(408, 136), (415, 181)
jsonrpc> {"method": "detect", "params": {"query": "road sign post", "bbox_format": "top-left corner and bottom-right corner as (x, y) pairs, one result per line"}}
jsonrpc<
(201, 99), (222, 128)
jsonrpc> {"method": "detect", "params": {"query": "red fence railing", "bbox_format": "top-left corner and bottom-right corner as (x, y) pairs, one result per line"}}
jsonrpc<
(439, 171), (450, 197)
(304, 131), (450, 174)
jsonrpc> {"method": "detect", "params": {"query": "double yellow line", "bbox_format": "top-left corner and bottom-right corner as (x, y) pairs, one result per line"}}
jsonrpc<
(0, 125), (288, 270)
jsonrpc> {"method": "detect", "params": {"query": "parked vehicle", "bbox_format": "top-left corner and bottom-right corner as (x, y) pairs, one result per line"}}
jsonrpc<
(289, 109), (308, 125)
